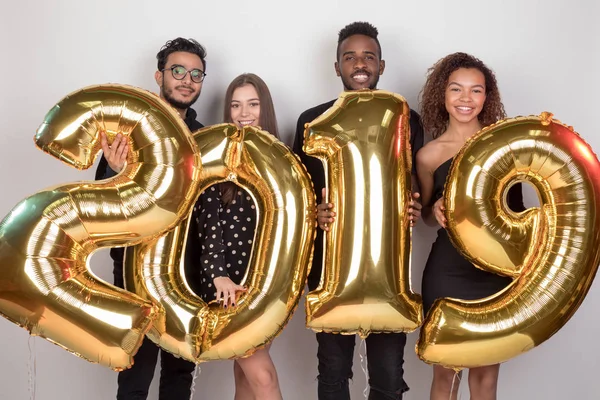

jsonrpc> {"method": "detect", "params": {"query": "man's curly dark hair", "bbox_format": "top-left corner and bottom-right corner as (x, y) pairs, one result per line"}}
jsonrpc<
(156, 37), (207, 72)
(419, 52), (505, 139)
(337, 21), (381, 60)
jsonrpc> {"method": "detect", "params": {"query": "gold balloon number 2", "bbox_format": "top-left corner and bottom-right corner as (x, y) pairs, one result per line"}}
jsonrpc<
(0, 85), (316, 370)
(0, 85), (200, 370)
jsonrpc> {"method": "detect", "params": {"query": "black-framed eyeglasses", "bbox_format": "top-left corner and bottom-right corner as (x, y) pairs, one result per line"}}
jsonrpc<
(161, 65), (207, 83)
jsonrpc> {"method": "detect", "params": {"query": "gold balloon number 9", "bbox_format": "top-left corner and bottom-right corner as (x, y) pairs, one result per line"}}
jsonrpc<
(417, 113), (600, 369)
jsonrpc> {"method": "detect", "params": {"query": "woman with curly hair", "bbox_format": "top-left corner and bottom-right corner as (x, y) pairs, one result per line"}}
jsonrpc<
(416, 52), (525, 400)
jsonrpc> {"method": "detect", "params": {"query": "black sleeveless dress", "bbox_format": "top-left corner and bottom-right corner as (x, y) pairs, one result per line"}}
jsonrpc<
(421, 158), (525, 314)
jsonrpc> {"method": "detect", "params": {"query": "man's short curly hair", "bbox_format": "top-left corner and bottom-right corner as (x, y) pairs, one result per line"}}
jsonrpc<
(337, 21), (382, 60)
(419, 52), (505, 139)
(156, 37), (207, 72)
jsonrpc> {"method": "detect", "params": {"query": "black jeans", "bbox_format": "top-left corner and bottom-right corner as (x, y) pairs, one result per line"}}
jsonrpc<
(316, 331), (409, 400)
(116, 337), (196, 400)
(112, 258), (196, 400)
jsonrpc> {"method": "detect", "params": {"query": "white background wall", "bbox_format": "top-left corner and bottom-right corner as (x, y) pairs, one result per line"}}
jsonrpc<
(1, 1), (598, 399)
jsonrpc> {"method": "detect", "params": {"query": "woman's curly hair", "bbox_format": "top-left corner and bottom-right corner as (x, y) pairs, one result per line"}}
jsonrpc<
(419, 52), (506, 139)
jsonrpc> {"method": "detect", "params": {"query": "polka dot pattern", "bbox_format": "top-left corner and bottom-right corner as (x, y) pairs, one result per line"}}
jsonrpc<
(193, 185), (256, 302)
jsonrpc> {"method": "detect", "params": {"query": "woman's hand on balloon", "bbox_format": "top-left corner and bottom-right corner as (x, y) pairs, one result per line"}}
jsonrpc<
(214, 276), (246, 309)
(433, 197), (447, 228)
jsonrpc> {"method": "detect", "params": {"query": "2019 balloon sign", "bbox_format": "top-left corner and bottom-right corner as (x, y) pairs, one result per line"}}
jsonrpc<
(0, 85), (597, 373)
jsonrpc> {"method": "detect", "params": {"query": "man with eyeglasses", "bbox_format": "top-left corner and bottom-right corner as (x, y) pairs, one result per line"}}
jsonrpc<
(95, 37), (207, 400)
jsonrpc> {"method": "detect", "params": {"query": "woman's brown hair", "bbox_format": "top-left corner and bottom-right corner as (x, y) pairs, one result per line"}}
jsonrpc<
(419, 52), (506, 139)
(220, 73), (280, 205)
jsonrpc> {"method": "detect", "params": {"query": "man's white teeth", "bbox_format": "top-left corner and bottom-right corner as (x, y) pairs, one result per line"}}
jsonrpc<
(353, 74), (368, 83)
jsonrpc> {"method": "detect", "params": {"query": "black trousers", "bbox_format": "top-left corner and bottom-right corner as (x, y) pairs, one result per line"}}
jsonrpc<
(113, 256), (196, 400)
(308, 237), (409, 400)
(116, 336), (196, 400)
(316, 332), (409, 400)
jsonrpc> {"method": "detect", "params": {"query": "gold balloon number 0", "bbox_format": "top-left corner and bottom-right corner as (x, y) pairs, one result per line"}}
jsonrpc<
(0, 85), (316, 369)
(417, 113), (600, 369)
(124, 123), (316, 362)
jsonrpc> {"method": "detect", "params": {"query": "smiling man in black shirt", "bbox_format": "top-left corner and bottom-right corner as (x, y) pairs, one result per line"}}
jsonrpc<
(292, 22), (424, 400)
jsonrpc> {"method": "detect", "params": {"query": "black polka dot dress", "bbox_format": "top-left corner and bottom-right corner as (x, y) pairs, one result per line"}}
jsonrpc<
(193, 185), (256, 302)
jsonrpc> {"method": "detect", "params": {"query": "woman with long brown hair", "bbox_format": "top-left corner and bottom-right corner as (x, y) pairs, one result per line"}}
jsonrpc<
(194, 73), (282, 400)
(416, 53), (525, 400)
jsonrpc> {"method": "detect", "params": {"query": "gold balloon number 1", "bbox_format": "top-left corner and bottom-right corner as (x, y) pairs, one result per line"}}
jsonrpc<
(303, 90), (423, 337)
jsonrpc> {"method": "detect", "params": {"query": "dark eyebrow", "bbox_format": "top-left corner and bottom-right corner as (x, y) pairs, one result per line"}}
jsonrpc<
(168, 64), (203, 71)
(448, 81), (485, 89)
(231, 98), (260, 102)
(342, 50), (377, 57)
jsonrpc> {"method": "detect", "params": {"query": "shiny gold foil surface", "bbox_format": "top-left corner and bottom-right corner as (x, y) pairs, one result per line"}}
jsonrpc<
(417, 113), (600, 369)
(303, 90), (423, 338)
(0, 84), (201, 370)
(125, 124), (316, 362)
